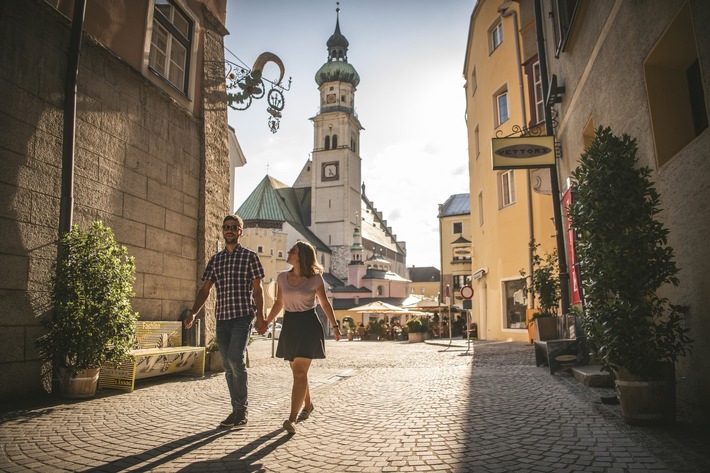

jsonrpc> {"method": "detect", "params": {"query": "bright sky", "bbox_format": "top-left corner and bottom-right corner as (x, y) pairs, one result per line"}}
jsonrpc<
(225, 0), (472, 269)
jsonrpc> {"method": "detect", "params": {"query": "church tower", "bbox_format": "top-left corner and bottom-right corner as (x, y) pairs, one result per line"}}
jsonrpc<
(310, 6), (363, 279)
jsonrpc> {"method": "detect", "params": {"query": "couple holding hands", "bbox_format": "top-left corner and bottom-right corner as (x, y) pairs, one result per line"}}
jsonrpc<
(184, 215), (340, 435)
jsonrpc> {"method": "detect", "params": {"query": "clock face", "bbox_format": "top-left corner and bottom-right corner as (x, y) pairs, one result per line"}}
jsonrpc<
(321, 161), (339, 181)
(326, 94), (336, 104)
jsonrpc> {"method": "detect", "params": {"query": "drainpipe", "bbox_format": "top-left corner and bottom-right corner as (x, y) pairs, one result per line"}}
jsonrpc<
(499, 1), (536, 305)
(59, 0), (87, 242)
(533, 0), (571, 314)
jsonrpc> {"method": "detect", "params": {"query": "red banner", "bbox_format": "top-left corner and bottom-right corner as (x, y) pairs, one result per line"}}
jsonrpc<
(562, 188), (581, 305)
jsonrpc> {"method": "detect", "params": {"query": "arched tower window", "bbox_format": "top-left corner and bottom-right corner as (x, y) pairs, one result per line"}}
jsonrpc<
(332, 134), (338, 148)
(325, 135), (330, 150)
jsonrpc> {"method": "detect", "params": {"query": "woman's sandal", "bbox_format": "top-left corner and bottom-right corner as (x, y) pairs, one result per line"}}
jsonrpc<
(297, 403), (314, 422)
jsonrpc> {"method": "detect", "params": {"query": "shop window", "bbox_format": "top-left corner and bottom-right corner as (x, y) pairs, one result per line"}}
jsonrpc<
(503, 278), (527, 329)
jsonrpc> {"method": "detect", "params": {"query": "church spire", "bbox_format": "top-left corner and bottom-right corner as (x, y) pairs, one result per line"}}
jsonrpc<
(327, 3), (349, 62)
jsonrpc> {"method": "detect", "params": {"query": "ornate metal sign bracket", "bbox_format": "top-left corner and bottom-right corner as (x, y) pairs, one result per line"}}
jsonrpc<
(226, 51), (291, 134)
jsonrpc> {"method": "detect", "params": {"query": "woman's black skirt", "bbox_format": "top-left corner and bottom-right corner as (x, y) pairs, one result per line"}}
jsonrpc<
(275, 308), (326, 361)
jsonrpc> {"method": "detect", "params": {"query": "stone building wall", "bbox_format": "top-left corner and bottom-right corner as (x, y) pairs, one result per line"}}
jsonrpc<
(0, 0), (230, 401)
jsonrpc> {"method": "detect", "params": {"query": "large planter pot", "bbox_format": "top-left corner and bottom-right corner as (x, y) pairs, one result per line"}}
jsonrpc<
(526, 309), (537, 344)
(408, 332), (424, 343)
(614, 363), (676, 425)
(58, 367), (100, 399)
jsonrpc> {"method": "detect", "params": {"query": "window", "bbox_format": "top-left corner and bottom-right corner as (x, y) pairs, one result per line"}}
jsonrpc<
(551, 0), (581, 57)
(644, 3), (707, 167)
(503, 279), (527, 329)
(325, 136), (331, 150)
(474, 124), (480, 158)
(452, 222), (463, 234)
(498, 170), (516, 208)
(495, 88), (509, 127)
(533, 62), (544, 124)
(478, 191), (484, 226)
(257, 245), (264, 253)
(453, 275), (466, 290)
(490, 20), (503, 52)
(332, 134), (338, 148)
(471, 67), (478, 96)
(278, 251), (284, 258)
(149, 0), (192, 94)
(376, 285), (384, 296)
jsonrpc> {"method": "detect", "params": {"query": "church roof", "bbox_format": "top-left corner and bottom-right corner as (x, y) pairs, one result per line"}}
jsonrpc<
(438, 193), (470, 217)
(360, 187), (406, 256)
(236, 175), (330, 253)
(330, 284), (371, 293)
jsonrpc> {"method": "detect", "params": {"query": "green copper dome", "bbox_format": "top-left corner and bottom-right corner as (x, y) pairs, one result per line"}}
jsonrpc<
(315, 61), (360, 87)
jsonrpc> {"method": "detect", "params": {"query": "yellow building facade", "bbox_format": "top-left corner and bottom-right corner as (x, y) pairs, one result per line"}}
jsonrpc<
(438, 194), (472, 309)
(463, 0), (556, 342)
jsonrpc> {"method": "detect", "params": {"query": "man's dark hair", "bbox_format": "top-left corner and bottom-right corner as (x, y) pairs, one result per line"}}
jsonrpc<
(223, 214), (243, 226)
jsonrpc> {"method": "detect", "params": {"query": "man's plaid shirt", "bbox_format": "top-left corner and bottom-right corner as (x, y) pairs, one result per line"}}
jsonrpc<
(202, 245), (265, 321)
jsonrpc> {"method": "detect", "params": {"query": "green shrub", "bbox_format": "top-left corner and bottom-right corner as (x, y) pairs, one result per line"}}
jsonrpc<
(36, 222), (139, 376)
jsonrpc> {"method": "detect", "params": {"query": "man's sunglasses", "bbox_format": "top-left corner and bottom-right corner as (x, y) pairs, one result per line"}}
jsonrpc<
(222, 224), (240, 231)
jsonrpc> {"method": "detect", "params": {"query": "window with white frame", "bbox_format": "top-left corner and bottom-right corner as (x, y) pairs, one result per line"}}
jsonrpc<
(490, 20), (503, 52)
(149, 0), (192, 94)
(533, 62), (544, 124)
(498, 170), (516, 208)
(453, 275), (466, 290)
(495, 88), (509, 127)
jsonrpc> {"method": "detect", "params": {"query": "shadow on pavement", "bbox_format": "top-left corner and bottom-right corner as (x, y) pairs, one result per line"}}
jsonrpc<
(178, 429), (291, 472)
(81, 427), (232, 473)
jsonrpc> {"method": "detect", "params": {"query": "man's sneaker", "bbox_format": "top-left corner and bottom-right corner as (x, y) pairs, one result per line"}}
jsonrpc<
(233, 409), (248, 429)
(282, 419), (296, 434)
(220, 412), (236, 427)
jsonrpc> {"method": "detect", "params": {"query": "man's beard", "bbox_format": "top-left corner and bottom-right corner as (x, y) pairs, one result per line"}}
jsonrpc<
(224, 235), (237, 244)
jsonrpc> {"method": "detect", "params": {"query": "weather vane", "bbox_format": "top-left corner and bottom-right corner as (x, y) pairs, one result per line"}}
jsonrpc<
(225, 52), (292, 133)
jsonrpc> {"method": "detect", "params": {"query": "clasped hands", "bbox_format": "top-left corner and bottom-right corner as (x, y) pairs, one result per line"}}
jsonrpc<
(254, 317), (269, 335)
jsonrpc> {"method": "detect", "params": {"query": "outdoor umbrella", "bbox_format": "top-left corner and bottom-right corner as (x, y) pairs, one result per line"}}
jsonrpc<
(348, 301), (406, 313)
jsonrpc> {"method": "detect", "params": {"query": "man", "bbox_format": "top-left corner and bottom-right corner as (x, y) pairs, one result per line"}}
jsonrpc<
(184, 215), (266, 428)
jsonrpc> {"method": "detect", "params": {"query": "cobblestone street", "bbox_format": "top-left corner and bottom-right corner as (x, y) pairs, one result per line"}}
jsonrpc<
(1, 339), (709, 472)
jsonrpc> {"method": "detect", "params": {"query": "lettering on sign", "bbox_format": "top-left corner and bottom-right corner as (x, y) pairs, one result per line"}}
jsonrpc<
(494, 144), (553, 158)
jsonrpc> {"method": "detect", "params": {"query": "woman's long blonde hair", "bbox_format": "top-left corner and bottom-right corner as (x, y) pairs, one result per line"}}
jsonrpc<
(294, 240), (323, 277)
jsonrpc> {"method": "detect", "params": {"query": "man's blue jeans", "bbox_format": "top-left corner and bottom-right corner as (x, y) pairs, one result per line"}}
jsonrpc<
(216, 317), (252, 412)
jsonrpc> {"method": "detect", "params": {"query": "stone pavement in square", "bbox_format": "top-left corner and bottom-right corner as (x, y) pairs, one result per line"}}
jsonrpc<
(1, 338), (709, 472)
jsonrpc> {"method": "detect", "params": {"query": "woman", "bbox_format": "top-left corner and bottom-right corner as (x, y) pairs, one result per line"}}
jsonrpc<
(263, 240), (340, 434)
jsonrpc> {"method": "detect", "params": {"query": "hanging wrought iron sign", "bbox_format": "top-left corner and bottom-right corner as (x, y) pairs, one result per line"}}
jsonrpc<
(226, 52), (291, 133)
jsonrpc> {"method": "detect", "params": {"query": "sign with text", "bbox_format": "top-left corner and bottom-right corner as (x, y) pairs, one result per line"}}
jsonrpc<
(491, 136), (556, 170)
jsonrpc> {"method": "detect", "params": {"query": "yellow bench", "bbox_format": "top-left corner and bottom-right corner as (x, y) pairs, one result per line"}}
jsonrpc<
(99, 321), (205, 392)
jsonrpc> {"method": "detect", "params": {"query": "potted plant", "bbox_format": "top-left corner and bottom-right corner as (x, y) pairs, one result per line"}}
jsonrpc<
(520, 242), (560, 342)
(347, 324), (356, 341)
(406, 318), (425, 343)
(36, 222), (138, 398)
(568, 126), (692, 425)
